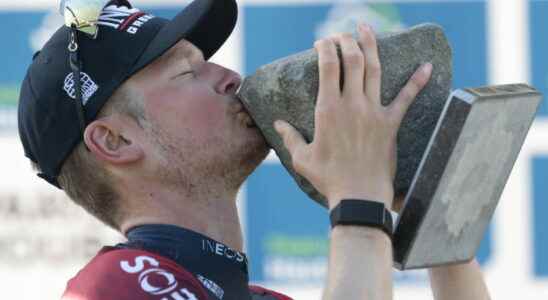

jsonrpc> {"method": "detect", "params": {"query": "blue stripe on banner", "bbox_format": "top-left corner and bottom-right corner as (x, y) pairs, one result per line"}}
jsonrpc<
(245, 163), (329, 284)
(533, 156), (548, 276)
(530, 1), (548, 117)
(0, 12), (45, 83)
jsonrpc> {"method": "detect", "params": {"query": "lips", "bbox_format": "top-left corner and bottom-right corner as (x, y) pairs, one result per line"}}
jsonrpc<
(232, 98), (256, 128)
(237, 111), (256, 128)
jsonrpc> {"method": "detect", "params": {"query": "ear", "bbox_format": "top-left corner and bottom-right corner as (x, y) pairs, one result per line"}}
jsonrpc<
(83, 117), (144, 165)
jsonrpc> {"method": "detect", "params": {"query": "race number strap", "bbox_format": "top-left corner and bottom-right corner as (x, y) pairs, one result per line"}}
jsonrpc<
(61, 247), (209, 300)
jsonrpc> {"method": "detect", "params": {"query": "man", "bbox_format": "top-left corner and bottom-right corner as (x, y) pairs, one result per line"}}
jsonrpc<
(18, 0), (491, 299)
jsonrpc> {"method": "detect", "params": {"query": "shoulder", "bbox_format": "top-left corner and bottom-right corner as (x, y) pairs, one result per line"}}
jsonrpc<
(61, 247), (209, 300)
(249, 285), (294, 300)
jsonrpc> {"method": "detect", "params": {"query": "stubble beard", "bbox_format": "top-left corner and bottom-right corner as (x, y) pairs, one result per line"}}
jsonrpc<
(149, 123), (269, 197)
(230, 130), (270, 186)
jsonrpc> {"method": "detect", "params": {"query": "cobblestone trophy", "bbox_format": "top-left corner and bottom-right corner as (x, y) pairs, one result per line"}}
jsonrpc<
(236, 23), (543, 269)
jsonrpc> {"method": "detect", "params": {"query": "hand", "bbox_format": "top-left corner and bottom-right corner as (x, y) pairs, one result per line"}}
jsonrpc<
(274, 23), (432, 210)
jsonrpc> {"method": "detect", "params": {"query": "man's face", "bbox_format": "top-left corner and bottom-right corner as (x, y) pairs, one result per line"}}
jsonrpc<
(129, 39), (269, 191)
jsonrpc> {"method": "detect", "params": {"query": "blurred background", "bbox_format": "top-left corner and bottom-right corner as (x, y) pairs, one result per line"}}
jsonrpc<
(1, 0), (547, 299)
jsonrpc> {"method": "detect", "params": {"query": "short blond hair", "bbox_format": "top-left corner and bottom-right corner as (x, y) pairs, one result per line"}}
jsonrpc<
(56, 83), (144, 229)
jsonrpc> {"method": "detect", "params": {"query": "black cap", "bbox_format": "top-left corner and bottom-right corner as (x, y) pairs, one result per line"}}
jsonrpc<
(18, 0), (238, 188)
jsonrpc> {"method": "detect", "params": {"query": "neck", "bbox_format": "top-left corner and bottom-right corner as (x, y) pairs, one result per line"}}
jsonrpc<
(119, 182), (244, 252)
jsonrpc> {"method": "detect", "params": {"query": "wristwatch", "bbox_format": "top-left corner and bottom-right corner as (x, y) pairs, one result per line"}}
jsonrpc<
(329, 199), (394, 238)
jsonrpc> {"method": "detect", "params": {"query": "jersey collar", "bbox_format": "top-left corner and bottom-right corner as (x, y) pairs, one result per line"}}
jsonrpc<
(122, 224), (251, 300)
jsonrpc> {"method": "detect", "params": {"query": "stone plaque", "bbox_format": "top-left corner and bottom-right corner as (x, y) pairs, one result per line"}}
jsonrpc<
(393, 84), (542, 269)
(238, 23), (452, 206)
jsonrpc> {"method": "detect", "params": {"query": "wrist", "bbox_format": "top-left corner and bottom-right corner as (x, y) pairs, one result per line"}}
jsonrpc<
(331, 225), (392, 247)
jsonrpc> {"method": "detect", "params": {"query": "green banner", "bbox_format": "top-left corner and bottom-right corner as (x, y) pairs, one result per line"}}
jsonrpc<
(0, 84), (20, 106)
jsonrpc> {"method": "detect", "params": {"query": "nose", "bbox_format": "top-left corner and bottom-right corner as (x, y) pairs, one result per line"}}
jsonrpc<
(209, 63), (242, 95)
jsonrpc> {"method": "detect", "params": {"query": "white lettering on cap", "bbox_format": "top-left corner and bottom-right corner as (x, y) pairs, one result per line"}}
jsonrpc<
(63, 71), (99, 105)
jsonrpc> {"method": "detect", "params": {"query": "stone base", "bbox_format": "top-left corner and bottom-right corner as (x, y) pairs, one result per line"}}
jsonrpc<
(393, 84), (542, 269)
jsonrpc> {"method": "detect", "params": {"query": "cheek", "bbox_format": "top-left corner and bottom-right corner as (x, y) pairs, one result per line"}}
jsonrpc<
(185, 101), (227, 137)
(144, 84), (228, 138)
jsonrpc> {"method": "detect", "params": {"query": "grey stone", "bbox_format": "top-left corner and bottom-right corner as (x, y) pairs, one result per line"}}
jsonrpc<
(238, 23), (453, 207)
(393, 84), (542, 269)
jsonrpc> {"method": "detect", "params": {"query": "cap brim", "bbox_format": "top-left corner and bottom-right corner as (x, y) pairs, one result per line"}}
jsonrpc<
(131, 0), (237, 74)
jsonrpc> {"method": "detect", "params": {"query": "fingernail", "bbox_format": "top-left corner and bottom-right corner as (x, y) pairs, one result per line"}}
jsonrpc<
(422, 62), (433, 74)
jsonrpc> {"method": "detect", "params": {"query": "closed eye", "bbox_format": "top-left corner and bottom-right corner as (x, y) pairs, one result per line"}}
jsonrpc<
(171, 70), (194, 80)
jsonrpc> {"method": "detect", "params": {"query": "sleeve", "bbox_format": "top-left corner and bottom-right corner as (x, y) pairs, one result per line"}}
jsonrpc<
(61, 248), (210, 300)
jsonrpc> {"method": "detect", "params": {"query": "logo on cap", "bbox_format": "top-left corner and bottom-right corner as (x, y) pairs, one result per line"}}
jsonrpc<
(63, 72), (99, 105)
(97, 4), (154, 34)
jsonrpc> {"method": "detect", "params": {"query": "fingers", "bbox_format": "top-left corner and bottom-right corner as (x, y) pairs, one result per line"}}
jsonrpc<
(333, 34), (365, 97)
(274, 120), (307, 158)
(390, 63), (433, 119)
(357, 23), (382, 102)
(315, 39), (341, 110)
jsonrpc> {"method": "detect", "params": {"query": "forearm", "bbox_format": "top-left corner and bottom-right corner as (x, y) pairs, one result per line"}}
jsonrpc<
(323, 226), (393, 300)
(428, 259), (491, 300)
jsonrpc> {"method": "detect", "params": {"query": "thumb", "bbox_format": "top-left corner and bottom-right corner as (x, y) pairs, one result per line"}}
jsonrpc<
(274, 120), (306, 156)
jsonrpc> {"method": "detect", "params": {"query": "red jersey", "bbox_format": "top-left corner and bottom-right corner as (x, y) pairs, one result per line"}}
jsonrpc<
(61, 224), (293, 300)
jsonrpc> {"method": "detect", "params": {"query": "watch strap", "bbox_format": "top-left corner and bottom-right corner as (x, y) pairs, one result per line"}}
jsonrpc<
(329, 199), (393, 238)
